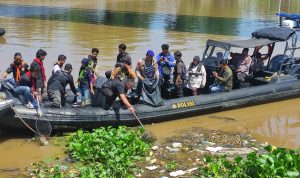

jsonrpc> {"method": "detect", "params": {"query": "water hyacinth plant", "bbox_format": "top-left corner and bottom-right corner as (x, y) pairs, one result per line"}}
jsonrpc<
(198, 145), (300, 178)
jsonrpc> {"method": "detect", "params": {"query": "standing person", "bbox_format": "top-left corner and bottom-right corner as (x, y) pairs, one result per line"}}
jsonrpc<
(209, 59), (233, 93)
(2, 52), (29, 84)
(45, 64), (78, 108)
(156, 44), (175, 98)
(116, 44), (129, 67)
(30, 49), (47, 100)
(136, 50), (163, 106)
(13, 67), (38, 109)
(187, 56), (206, 96)
(173, 51), (186, 98)
(74, 58), (94, 106)
(52, 54), (66, 74)
(136, 50), (159, 81)
(87, 48), (100, 78)
(95, 77), (135, 113)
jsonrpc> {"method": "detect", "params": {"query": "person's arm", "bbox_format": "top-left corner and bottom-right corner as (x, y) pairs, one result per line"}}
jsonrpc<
(135, 64), (144, 81)
(68, 76), (78, 95)
(87, 68), (94, 95)
(201, 65), (207, 88)
(125, 64), (137, 79)
(111, 67), (120, 80)
(175, 74), (181, 86)
(175, 63), (183, 85)
(119, 93), (135, 113)
(166, 55), (176, 67)
(216, 70), (231, 84)
(2, 65), (13, 78)
(155, 65), (159, 79)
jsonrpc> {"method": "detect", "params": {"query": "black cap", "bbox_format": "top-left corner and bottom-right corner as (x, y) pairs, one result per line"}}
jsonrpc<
(64, 63), (72, 70)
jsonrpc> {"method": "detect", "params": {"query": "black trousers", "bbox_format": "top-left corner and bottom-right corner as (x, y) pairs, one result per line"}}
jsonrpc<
(160, 76), (170, 99)
(174, 81), (184, 98)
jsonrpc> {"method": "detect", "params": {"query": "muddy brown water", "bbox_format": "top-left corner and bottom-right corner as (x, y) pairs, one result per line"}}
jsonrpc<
(0, 0), (300, 176)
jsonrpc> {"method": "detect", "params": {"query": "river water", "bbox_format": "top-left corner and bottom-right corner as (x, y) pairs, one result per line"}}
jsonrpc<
(0, 0), (300, 176)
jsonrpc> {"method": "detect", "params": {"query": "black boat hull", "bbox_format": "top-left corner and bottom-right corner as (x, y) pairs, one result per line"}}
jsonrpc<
(1, 76), (300, 131)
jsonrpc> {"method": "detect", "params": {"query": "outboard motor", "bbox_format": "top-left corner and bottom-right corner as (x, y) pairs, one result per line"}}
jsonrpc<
(269, 54), (290, 73)
(0, 28), (5, 36)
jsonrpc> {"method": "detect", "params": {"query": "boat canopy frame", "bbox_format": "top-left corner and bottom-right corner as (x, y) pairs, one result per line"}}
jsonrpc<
(202, 27), (299, 72)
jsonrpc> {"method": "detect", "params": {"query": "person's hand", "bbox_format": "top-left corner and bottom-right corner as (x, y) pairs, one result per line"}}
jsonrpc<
(140, 76), (144, 81)
(129, 105), (135, 113)
(124, 63), (130, 69)
(175, 80), (179, 86)
(76, 92), (80, 96)
(90, 89), (95, 95)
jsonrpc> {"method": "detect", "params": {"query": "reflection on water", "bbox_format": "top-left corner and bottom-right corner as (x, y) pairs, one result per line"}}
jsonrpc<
(146, 98), (300, 149)
(0, 4), (276, 36)
(248, 116), (300, 148)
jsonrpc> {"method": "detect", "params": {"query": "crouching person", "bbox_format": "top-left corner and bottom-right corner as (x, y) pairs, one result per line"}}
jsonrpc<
(14, 68), (38, 109)
(94, 77), (135, 113)
(45, 64), (78, 108)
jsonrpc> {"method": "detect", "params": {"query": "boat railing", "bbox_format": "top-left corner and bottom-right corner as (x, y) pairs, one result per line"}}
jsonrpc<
(278, 32), (299, 76)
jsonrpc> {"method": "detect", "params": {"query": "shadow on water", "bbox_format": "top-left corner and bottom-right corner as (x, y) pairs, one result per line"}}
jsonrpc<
(0, 4), (277, 36)
(0, 127), (34, 143)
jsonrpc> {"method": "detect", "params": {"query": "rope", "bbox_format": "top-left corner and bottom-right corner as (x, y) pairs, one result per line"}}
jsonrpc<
(7, 101), (38, 135)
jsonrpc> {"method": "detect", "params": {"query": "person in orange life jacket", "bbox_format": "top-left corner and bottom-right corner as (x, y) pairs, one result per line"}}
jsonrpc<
(13, 67), (38, 109)
(74, 58), (94, 106)
(30, 49), (47, 101)
(52, 54), (66, 74)
(1, 52), (29, 86)
(111, 56), (136, 81)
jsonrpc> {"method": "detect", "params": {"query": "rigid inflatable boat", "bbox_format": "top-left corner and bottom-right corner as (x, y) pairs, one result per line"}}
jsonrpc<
(0, 27), (299, 131)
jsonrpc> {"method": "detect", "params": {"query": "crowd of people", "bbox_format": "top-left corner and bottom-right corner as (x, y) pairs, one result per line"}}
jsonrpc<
(1, 43), (255, 113)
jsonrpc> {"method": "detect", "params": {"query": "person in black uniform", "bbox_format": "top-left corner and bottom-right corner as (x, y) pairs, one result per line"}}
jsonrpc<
(45, 64), (78, 107)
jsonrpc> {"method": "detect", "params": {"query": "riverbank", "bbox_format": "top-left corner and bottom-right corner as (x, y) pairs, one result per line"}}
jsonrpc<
(1, 124), (299, 177)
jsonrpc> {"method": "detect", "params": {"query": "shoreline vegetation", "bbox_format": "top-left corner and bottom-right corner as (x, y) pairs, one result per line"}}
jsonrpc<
(16, 126), (300, 177)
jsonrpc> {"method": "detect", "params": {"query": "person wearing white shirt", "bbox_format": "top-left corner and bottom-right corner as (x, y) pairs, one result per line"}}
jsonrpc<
(187, 56), (206, 96)
(52, 54), (66, 74)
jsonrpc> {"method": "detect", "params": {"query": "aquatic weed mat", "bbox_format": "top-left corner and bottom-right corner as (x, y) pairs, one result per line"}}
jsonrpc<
(138, 127), (264, 178)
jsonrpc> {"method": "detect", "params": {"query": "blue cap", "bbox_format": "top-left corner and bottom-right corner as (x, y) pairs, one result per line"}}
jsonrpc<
(81, 58), (89, 66)
(146, 50), (155, 57)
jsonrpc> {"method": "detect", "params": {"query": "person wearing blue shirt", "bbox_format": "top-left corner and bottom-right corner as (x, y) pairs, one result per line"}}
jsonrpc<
(156, 44), (175, 98)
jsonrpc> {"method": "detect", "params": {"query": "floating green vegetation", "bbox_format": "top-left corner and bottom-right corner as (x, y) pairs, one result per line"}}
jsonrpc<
(198, 145), (300, 178)
(28, 126), (151, 178)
